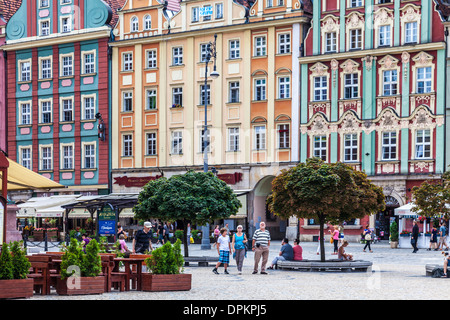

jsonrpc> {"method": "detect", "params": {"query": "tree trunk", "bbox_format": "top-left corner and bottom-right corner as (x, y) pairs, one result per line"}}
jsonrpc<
(183, 219), (189, 257)
(318, 213), (326, 262)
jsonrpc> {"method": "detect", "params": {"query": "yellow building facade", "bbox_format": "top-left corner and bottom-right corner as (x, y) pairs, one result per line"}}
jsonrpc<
(110, 0), (311, 239)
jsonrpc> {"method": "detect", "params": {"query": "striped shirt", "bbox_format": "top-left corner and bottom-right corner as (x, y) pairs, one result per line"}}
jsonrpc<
(253, 229), (271, 246)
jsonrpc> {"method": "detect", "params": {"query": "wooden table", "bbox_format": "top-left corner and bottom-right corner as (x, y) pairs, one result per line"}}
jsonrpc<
(113, 257), (146, 291)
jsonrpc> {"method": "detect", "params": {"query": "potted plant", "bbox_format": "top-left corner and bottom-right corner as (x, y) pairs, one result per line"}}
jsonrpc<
(0, 241), (33, 299)
(389, 221), (399, 249)
(141, 239), (191, 292)
(56, 238), (104, 295)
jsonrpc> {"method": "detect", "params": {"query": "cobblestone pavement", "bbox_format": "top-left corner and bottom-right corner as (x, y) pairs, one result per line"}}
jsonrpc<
(27, 240), (449, 301)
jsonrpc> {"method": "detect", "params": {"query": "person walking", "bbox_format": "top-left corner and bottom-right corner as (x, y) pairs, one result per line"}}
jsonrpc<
(428, 226), (438, 251)
(329, 225), (340, 255)
(252, 221), (271, 274)
(231, 225), (247, 274)
(438, 221), (449, 251)
(132, 221), (154, 254)
(363, 225), (373, 253)
(212, 228), (231, 275)
(213, 225), (220, 248)
(411, 220), (419, 253)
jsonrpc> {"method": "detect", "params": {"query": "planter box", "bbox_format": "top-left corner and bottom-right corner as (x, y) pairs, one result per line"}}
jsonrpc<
(56, 276), (105, 296)
(141, 273), (191, 292)
(0, 278), (34, 299)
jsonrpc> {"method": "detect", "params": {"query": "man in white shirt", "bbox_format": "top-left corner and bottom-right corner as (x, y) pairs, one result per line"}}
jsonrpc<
(252, 221), (271, 274)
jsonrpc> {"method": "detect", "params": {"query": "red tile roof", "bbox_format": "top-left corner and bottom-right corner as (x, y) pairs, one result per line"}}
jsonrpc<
(104, 0), (126, 27)
(0, 0), (22, 23)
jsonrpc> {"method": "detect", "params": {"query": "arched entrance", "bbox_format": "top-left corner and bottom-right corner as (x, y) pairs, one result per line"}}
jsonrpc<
(375, 195), (400, 240)
(251, 175), (286, 240)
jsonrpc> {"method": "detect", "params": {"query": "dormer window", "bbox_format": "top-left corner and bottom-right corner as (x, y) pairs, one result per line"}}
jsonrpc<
(131, 17), (139, 32)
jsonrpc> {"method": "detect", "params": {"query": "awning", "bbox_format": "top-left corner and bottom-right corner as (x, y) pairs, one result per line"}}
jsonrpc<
(1, 157), (64, 191)
(394, 203), (419, 218)
(17, 195), (81, 218)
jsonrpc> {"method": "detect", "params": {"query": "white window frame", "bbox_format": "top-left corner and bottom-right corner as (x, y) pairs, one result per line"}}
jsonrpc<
(146, 49), (157, 69)
(278, 124), (290, 149)
(254, 78), (266, 101)
(313, 76), (327, 101)
(415, 129), (431, 159)
(228, 127), (240, 152)
(39, 56), (52, 80)
(82, 143), (96, 169)
(82, 51), (96, 74)
(200, 128), (211, 153)
(122, 134), (133, 157)
(313, 135), (327, 161)
(131, 16), (139, 32)
(144, 15), (152, 30)
(122, 52), (133, 71)
(19, 101), (32, 125)
(60, 97), (73, 122)
(344, 73), (358, 99)
(171, 131), (183, 155)
(40, 99), (52, 124)
(349, 28), (362, 50)
(172, 47), (183, 66)
(200, 84), (211, 105)
(172, 87), (183, 107)
(278, 32), (291, 54)
(229, 81), (240, 103)
(192, 7), (199, 22)
(40, 20), (50, 36)
(378, 25), (391, 47)
(146, 88), (157, 110)
(20, 147), (32, 170)
(146, 132), (157, 156)
(61, 16), (72, 33)
(122, 91), (133, 112)
(60, 53), (73, 77)
(254, 125), (266, 150)
(325, 32), (337, 53)
(383, 70), (398, 96)
(229, 39), (240, 60)
(381, 131), (397, 161)
(61, 143), (74, 170)
(40, 145), (53, 171)
(405, 21), (418, 44)
(254, 36), (267, 57)
(343, 133), (358, 162)
(278, 76), (290, 99)
(82, 94), (96, 120)
(215, 3), (224, 19)
(416, 66), (432, 94)
(19, 59), (31, 82)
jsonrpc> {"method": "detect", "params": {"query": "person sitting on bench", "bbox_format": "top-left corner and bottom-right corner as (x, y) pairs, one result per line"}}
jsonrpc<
(267, 238), (293, 270)
(338, 240), (353, 261)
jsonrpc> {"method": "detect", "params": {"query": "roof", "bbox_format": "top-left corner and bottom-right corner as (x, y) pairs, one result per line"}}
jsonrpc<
(104, 0), (126, 27)
(62, 193), (139, 211)
(0, 0), (21, 23)
(17, 195), (81, 218)
(434, 0), (450, 21)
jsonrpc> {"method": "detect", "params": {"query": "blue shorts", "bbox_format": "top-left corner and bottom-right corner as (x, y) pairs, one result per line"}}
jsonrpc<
(219, 250), (230, 264)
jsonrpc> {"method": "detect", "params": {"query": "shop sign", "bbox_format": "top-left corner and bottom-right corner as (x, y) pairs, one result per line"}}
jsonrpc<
(217, 172), (243, 185)
(114, 175), (162, 188)
(98, 204), (116, 236)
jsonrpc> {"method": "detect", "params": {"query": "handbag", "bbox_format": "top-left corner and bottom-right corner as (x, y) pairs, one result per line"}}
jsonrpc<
(365, 233), (372, 241)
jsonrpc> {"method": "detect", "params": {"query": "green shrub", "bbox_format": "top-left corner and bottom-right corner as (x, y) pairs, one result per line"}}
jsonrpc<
(145, 239), (184, 274)
(390, 221), (399, 242)
(0, 243), (14, 280)
(83, 239), (102, 278)
(60, 238), (101, 280)
(174, 230), (184, 240)
(10, 241), (31, 280)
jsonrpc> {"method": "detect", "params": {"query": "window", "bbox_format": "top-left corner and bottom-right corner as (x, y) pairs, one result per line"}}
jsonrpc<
(123, 53), (133, 71)
(278, 33), (291, 54)
(144, 15), (152, 30)
(146, 132), (157, 156)
(215, 3), (223, 19)
(81, 53), (95, 74)
(200, 44), (209, 62)
(131, 17), (139, 32)
(229, 40), (240, 59)
(84, 144), (95, 169)
(201, 128), (210, 153)
(278, 124), (290, 148)
(200, 84), (210, 105)
(254, 126), (266, 150)
(379, 25), (391, 47)
(62, 145), (73, 170)
(61, 17), (71, 33)
(62, 55), (73, 77)
(83, 96), (95, 120)
(172, 47), (183, 66)
(40, 0), (49, 7)
(62, 99), (73, 122)
(228, 127), (240, 151)
(41, 147), (52, 170)
(172, 87), (183, 107)
(344, 133), (358, 162)
(349, 29), (362, 50)
(277, 0), (284, 5)
(20, 61), (31, 82)
(192, 7), (199, 22)
(123, 134), (133, 157)
(344, 73), (358, 99)
(417, 67), (432, 93)
(229, 82), (240, 103)
(21, 148), (31, 170)
(202, 5), (212, 21)
(314, 76), (327, 101)
(41, 58), (51, 79)
(405, 22), (418, 44)
(278, 77), (290, 99)
(20, 103), (31, 125)
(254, 36), (267, 56)
(267, 0), (273, 7)
(255, 79), (266, 101)
(325, 32), (337, 53)
(171, 131), (183, 154)
(41, 101), (52, 123)
(383, 70), (398, 96)
(415, 129), (431, 159)
(61, 0), (71, 3)
(350, 0), (362, 7)
(146, 89), (157, 110)
(381, 131), (396, 160)
(147, 50), (157, 69)
(123, 91), (133, 112)
(40, 21), (50, 36)
(313, 135), (327, 161)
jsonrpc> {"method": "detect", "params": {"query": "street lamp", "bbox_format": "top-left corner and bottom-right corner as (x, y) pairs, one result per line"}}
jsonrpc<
(201, 34), (219, 250)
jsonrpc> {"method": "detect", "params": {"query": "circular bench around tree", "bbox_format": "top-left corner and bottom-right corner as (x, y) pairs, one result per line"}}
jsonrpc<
(275, 259), (373, 272)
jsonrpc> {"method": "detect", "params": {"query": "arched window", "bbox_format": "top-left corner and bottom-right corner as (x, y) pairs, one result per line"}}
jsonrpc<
(131, 16), (139, 32)
(144, 15), (152, 30)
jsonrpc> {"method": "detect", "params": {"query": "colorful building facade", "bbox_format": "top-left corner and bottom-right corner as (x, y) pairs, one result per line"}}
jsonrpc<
(298, 0), (449, 241)
(109, 0), (312, 239)
(3, 0), (123, 202)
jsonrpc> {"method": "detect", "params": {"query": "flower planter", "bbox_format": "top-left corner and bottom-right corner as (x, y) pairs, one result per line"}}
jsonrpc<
(141, 273), (191, 292)
(390, 241), (398, 249)
(56, 276), (105, 296)
(0, 278), (34, 299)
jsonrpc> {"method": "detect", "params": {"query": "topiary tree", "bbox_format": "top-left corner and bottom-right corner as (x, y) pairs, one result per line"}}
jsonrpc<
(268, 158), (385, 262)
(60, 238), (85, 280)
(83, 239), (102, 278)
(133, 170), (241, 257)
(0, 243), (13, 280)
(145, 239), (184, 274)
(389, 221), (399, 242)
(10, 241), (31, 280)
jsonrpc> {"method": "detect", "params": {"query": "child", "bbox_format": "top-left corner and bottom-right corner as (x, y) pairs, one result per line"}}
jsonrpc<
(338, 240), (353, 261)
(212, 228), (231, 274)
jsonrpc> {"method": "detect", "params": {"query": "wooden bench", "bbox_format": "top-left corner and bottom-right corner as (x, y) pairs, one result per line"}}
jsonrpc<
(27, 255), (52, 295)
(184, 256), (218, 267)
(275, 259), (372, 272)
